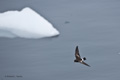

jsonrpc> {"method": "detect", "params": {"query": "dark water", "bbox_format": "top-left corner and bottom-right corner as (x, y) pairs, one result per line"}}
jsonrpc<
(0, 0), (120, 80)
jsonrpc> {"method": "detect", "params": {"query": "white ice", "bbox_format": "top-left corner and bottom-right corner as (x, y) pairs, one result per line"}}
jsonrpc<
(0, 7), (59, 39)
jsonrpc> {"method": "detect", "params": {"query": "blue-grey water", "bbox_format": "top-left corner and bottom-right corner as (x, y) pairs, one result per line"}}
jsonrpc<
(0, 0), (120, 80)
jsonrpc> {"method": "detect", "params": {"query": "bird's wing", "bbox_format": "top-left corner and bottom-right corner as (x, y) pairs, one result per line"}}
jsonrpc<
(81, 61), (90, 67)
(75, 46), (81, 60)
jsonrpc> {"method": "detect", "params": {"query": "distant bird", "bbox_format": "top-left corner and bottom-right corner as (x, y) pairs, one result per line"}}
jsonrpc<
(74, 46), (90, 67)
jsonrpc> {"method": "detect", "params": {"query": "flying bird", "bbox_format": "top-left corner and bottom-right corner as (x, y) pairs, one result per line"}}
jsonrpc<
(74, 46), (90, 67)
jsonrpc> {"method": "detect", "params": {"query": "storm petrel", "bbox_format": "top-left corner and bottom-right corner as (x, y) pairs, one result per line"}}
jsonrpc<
(74, 46), (90, 67)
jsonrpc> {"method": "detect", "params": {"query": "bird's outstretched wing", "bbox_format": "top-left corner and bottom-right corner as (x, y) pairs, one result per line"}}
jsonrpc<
(81, 61), (90, 67)
(75, 46), (82, 60)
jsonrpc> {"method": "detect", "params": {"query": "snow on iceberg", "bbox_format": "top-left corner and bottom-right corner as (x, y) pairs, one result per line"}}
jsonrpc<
(0, 7), (59, 39)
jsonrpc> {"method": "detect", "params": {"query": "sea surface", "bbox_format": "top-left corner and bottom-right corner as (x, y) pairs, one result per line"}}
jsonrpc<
(0, 0), (120, 80)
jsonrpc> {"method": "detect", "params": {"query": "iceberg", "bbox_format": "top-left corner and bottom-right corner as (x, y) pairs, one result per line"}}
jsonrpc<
(0, 7), (59, 39)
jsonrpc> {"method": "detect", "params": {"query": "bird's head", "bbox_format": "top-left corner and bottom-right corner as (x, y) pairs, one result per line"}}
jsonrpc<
(83, 57), (86, 61)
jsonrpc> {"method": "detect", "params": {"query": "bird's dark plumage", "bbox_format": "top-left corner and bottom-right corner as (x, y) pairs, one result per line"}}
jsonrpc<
(75, 46), (82, 60)
(74, 46), (90, 67)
